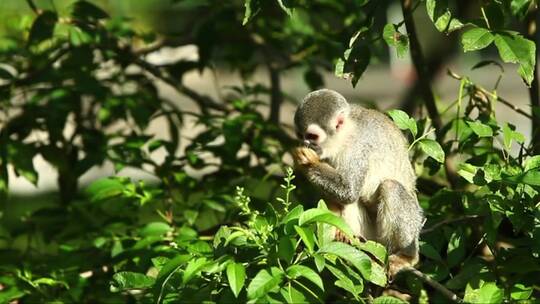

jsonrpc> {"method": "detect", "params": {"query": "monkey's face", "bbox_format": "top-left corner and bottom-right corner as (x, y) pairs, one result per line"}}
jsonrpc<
(294, 89), (350, 155)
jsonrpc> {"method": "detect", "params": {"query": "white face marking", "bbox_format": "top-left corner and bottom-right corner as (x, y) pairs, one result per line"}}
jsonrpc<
(306, 123), (327, 144)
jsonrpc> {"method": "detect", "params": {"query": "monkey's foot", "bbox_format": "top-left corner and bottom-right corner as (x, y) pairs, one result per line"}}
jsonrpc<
(388, 254), (416, 279)
(291, 147), (319, 166)
(382, 288), (411, 302)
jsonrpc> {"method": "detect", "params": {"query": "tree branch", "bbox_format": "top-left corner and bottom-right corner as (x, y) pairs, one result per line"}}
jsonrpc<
(400, 0), (443, 136)
(268, 65), (283, 123)
(401, 0), (459, 188)
(25, 0), (39, 14)
(130, 54), (228, 114)
(403, 267), (463, 303)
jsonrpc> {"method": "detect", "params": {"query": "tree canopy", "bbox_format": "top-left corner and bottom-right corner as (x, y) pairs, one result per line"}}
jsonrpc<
(1, 0), (540, 303)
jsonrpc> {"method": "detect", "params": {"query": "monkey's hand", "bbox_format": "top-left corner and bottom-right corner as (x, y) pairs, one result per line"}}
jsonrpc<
(292, 147), (320, 167)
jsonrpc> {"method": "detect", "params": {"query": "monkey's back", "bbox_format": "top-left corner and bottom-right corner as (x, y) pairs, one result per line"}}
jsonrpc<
(349, 106), (416, 201)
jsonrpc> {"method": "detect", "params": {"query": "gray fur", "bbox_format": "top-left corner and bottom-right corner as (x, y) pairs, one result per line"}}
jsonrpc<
(294, 89), (424, 259)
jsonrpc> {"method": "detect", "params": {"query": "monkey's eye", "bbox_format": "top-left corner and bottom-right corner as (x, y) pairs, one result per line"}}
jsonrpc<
(305, 132), (319, 141)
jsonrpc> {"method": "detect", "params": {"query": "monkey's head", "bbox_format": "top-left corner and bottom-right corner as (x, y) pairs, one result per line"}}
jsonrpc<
(294, 89), (351, 155)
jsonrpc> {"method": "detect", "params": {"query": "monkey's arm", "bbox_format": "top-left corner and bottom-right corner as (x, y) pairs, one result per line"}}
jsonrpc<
(292, 147), (362, 204)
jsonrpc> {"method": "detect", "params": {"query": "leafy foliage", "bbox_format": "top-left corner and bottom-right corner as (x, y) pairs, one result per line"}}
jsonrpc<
(1, 0), (540, 303)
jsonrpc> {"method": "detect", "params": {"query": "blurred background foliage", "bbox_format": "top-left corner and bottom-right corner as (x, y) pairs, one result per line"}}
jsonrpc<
(1, 0), (540, 303)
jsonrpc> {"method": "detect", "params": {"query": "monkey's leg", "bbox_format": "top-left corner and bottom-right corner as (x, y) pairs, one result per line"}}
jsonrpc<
(333, 202), (374, 243)
(375, 180), (423, 277)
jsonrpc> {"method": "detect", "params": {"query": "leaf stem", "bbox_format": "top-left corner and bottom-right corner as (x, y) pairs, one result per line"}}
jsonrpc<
(293, 280), (324, 303)
(480, 7), (491, 29)
(408, 128), (436, 151)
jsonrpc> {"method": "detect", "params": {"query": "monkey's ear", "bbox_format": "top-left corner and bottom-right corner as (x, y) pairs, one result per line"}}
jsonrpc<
(335, 113), (345, 131)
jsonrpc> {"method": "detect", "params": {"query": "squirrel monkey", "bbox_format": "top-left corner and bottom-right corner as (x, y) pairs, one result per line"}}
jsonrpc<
(291, 89), (424, 277)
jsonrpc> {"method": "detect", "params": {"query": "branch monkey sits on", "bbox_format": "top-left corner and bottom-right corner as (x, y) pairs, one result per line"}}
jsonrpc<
(291, 89), (424, 276)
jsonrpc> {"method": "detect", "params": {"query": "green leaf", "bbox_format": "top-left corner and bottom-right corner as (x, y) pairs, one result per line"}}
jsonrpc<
(155, 254), (190, 288)
(318, 242), (371, 281)
(357, 241), (387, 263)
(418, 139), (445, 163)
(511, 284), (533, 300)
(502, 122), (525, 151)
(447, 229), (466, 268)
(111, 272), (155, 292)
(420, 242), (442, 262)
(461, 27), (494, 52)
(276, 0), (293, 16)
(313, 254), (325, 272)
(446, 259), (486, 290)
(494, 33), (536, 85)
(182, 257), (208, 284)
(72, 0), (109, 20)
(504, 170), (540, 186)
(326, 264), (362, 297)
(0, 287), (26, 303)
(387, 109), (417, 137)
(467, 121), (493, 137)
(69, 26), (93, 46)
(283, 205), (304, 224)
(33, 278), (68, 288)
(336, 45), (371, 87)
(0, 66), (14, 80)
(227, 262), (246, 298)
(287, 265), (324, 291)
(524, 155), (540, 171)
(242, 0), (260, 25)
(383, 24), (409, 58)
(335, 58), (346, 78)
(426, 0), (463, 33)
(85, 178), (124, 202)
(8, 143), (38, 186)
(510, 0), (532, 19)
(373, 296), (408, 304)
(464, 282), (503, 304)
(457, 163), (479, 184)
(140, 222), (171, 237)
(279, 283), (307, 303)
(247, 268), (283, 299)
(294, 225), (315, 253)
(28, 11), (58, 46)
(368, 262), (387, 287)
(299, 209), (354, 240)
(278, 236), (296, 263)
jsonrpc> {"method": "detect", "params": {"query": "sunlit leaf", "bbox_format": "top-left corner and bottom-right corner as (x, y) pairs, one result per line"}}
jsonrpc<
(227, 262), (246, 298)
(418, 139), (445, 163)
(287, 265), (324, 291)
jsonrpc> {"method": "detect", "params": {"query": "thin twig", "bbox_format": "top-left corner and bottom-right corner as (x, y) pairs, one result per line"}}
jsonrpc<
(421, 215), (482, 234)
(25, 0), (39, 14)
(132, 38), (166, 56)
(0, 47), (70, 89)
(447, 70), (532, 119)
(130, 54), (228, 114)
(403, 267), (463, 303)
